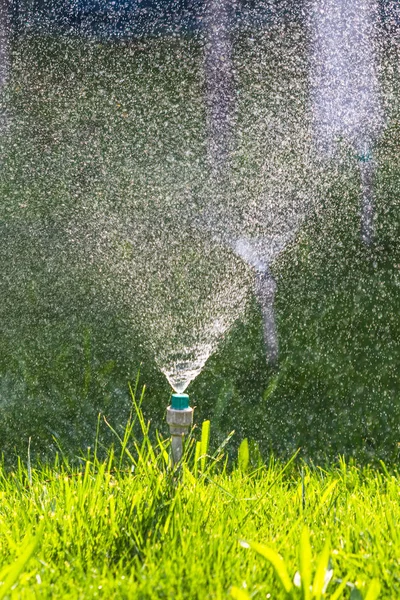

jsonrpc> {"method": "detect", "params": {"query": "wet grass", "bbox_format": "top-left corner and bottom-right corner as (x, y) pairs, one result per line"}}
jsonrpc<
(0, 392), (397, 599)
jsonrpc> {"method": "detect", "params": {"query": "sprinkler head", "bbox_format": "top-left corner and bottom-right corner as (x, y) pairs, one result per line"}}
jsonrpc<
(167, 393), (194, 465)
(171, 393), (190, 410)
(167, 393), (193, 438)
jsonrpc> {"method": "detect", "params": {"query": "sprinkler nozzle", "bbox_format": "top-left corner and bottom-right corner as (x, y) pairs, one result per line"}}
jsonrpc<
(167, 394), (194, 465)
(171, 393), (190, 410)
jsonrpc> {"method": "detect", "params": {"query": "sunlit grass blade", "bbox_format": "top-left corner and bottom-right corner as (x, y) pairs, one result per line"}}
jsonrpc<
(156, 430), (169, 467)
(194, 441), (201, 477)
(364, 579), (381, 600)
(312, 541), (330, 598)
(319, 481), (338, 510)
(241, 540), (293, 594)
(329, 579), (350, 600)
(211, 430), (235, 460)
(200, 420), (210, 472)
(238, 438), (249, 473)
(230, 586), (251, 600)
(299, 526), (312, 600)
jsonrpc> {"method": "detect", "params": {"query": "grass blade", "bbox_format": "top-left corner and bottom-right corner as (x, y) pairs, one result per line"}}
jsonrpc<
(241, 540), (293, 594)
(200, 420), (210, 472)
(364, 579), (381, 600)
(329, 579), (350, 600)
(0, 524), (43, 600)
(238, 438), (249, 473)
(299, 527), (312, 600)
(230, 586), (251, 600)
(312, 541), (330, 599)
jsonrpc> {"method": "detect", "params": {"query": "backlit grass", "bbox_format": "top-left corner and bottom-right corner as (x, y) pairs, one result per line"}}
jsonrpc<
(0, 390), (398, 599)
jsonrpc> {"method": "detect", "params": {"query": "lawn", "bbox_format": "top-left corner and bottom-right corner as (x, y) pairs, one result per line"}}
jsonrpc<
(0, 394), (396, 599)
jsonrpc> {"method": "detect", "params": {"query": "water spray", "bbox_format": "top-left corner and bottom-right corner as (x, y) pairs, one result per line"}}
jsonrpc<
(204, 0), (236, 178)
(310, 0), (384, 248)
(254, 269), (279, 365)
(0, 0), (10, 130)
(166, 393), (194, 465)
(358, 151), (375, 245)
(203, 0), (281, 366)
(233, 238), (284, 365)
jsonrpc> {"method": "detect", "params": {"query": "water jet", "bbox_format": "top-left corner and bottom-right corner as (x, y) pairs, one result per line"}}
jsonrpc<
(203, 3), (318, 365)
(309, 0), (384, 245)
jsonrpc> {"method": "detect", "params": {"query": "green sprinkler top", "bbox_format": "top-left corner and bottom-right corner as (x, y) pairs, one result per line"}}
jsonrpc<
(171, 393), (190, 410)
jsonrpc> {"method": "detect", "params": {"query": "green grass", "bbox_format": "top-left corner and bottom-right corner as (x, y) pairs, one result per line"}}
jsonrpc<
(0, 391), (398, 599)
